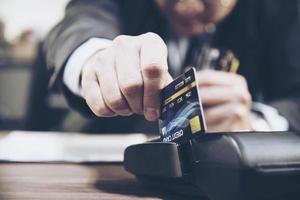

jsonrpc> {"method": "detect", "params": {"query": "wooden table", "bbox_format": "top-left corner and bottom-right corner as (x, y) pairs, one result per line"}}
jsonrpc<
(0, 163), (202, 200)
(0, 132), (201, 200)
(0, 132), (298, 200)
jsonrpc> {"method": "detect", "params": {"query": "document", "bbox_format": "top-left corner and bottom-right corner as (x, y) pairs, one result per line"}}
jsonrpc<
(0, 131), (147, 162)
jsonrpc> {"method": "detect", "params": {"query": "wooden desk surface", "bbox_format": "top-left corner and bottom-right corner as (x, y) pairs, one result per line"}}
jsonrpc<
(0, 163), (199, 200)
(0, 132), (200, 200)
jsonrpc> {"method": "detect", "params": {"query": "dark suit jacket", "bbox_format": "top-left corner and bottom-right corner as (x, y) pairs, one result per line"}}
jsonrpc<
(44, 0), (300, 132)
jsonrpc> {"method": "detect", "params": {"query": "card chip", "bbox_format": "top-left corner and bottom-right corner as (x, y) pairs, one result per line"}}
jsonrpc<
(189, 116), (201, 134)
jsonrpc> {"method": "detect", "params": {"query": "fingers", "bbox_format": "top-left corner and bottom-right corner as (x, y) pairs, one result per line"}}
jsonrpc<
(197, 69), (252, 132)
(204, 103), (245, 124)
(81, 67), (115, 117)
(139, 33), (169, 121)
(204, 103), (251, 132)
(81, 33), (170, 121)
(197, 69), (248, 88)
(197, 70), (251, 107)
(95, 49), (132, 116)
(200, 85), (252, 107)
(114, 36), (144, 115)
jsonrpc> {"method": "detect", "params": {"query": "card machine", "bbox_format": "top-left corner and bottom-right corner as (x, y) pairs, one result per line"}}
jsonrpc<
(124, 131), (300, 200)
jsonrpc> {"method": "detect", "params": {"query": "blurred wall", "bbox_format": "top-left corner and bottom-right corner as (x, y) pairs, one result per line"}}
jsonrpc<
(0, 0), (69, 41)
(0, 0), (71, 130)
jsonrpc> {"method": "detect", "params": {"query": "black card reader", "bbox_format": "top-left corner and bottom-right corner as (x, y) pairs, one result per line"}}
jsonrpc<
(124, 131), (300, 200)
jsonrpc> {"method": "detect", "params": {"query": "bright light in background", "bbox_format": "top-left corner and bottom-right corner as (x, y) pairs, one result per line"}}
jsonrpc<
(0, 0), (70, 41)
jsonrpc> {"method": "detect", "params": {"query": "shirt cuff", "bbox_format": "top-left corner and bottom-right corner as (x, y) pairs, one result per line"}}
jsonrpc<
(250, 102), (289, 131)
(63, 38), (113, 96)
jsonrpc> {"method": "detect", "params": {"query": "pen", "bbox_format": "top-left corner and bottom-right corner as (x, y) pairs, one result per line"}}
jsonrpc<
(193, 46), (240, 73)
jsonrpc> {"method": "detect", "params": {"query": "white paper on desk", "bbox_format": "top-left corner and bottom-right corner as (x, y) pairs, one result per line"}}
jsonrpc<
(0, 131), (147, 162)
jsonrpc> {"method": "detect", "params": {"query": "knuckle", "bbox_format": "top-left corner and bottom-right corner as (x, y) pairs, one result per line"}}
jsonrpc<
(120, 79), (143, 96)
(94, 50), (109, 64)
(145, 32), (167, 52)
(198, 69), (213, 80)
(145, 32), (161, 40)
(235, 86), (252, 105)
(232, 106), (246, 121)
(94, 52), (105, 62)
(92, 104), (108, 117)
(82, 88), (93, 103)
(242, 92), (252, 105)
(83, 94), (108, 117)
(202, 69), (212, 75)
(143, 64), (165, 79)
(113, 35), (130, 47)
(93, 65), (104, 77)
(144, 90), (159, 99)
(108, 95), (127, 110)
(236, 75), (247, 87)
(81, 88), (89, 100)
(82, 60), (97, 77)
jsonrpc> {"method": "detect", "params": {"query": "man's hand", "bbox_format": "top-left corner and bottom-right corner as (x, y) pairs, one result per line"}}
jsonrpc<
(197, 70), (252, 132)
(81, 33), (172, 121)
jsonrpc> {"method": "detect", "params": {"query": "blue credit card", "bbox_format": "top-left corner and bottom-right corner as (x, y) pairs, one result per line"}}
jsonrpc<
(159, 67), (206, 144)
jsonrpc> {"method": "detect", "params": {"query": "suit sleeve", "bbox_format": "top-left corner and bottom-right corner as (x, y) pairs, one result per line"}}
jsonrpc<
(43, 0), (122, 116)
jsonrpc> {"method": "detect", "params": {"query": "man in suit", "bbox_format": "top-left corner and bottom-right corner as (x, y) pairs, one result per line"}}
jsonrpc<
(44, 0), (300, 133)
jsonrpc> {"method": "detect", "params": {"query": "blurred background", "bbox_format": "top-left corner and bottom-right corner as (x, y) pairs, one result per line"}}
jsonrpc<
(0, 0), (89, 132)
(0, 0), (300, 133)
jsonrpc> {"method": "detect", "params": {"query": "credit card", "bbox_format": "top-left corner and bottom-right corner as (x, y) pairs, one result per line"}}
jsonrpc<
(159, 67), (206, 144)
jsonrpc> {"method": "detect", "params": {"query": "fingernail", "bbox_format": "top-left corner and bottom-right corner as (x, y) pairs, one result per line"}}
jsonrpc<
(145, 108), (159, 121)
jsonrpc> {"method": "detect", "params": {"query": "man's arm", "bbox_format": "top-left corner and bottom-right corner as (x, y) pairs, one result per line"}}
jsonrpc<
(43, 0), (121, 115)
(44, 0), (173, 121)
